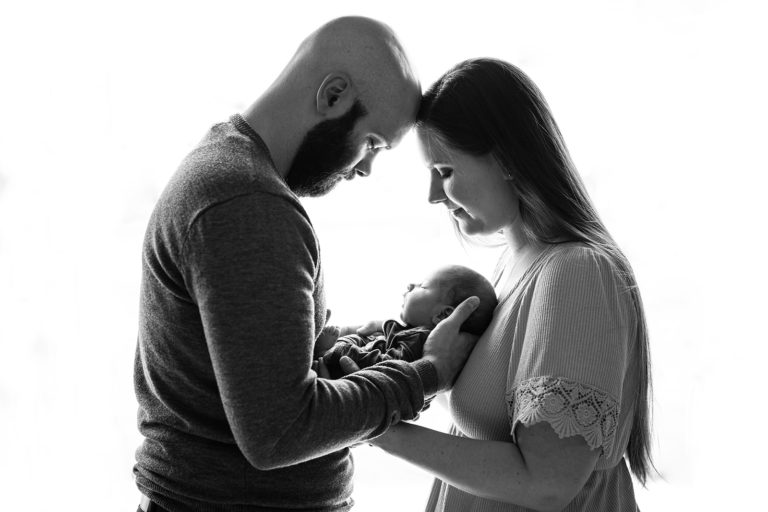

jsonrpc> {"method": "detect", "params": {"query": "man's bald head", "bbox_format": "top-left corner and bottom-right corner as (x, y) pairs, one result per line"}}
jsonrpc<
(244, 17), (421, 196)
(284, 16), (419, 110)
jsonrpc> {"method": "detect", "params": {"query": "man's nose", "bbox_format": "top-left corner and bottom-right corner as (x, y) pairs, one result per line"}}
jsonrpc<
(428, 172), (446, 204)
(355, 157), (372, 177)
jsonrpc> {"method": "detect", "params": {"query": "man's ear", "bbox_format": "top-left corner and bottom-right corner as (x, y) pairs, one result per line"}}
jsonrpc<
(316, 73), (354, 115)
(431, 305), (455, 326)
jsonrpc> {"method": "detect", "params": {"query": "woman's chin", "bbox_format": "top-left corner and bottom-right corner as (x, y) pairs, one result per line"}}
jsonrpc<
(458, 218), (506, 238)
(457, 220), (484, 237)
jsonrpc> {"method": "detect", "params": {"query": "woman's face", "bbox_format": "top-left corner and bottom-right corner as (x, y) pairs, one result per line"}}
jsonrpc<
(418, 132), (520, 237)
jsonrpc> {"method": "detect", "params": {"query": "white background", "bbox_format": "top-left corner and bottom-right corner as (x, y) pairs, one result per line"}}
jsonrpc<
(1, 1), (766, 510)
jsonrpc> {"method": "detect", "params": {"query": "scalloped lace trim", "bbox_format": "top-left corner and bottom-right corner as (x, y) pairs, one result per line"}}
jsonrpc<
(507, 376), (619, 458)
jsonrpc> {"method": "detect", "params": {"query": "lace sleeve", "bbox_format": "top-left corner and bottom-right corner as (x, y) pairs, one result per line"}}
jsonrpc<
(507, 376), (620, 458)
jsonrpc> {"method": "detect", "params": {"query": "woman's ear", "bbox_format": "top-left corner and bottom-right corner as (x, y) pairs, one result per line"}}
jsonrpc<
(431, 305), (455, 326)
(316, 73), (354, 115)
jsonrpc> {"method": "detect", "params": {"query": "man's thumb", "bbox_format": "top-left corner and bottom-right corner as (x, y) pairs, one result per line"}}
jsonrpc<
(447, 296), (480, 324)
(339, 356), (361, 376)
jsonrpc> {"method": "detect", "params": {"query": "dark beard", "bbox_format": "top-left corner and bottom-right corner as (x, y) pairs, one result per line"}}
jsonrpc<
(286, 100), (368, 197)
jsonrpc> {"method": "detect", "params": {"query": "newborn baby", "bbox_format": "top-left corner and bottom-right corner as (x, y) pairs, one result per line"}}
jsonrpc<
(316, 265), (497, 379)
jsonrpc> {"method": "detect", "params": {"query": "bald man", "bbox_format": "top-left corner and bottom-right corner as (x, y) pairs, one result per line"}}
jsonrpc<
(133, 17), (479, 512)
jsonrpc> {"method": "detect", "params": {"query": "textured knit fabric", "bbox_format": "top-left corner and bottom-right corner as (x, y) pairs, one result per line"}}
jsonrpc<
(321, 319), (431, 378)
(425, 243), (640, 512)
(134, 115), (438, 512)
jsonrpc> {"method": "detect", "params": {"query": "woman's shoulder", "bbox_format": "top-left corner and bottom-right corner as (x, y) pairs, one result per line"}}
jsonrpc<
(542, 242), (618, 272)
(545, 240), (608, 259)
(534, 242), (626, 292)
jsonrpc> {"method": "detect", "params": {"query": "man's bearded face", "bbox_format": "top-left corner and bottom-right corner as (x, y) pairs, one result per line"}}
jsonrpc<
(286, 100), (368, 197)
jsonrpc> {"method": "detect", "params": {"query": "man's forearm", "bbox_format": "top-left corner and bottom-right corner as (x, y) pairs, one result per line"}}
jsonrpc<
(239, 360), (436, 470)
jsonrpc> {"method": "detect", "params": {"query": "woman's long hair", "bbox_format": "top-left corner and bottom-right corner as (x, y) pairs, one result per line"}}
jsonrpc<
(418, 58), (654, 485)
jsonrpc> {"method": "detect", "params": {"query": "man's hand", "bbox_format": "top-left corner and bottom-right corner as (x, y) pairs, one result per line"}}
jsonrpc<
(421, 296), (480, 392)
(312, 358), (332, 379)
(338, 356), (361, 375)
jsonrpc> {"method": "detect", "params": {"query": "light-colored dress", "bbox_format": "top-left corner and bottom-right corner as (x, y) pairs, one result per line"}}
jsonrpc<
(425, 242), (641, 512)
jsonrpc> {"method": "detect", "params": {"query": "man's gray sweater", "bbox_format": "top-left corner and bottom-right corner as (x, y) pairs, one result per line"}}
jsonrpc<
(133, 115), (438, 511)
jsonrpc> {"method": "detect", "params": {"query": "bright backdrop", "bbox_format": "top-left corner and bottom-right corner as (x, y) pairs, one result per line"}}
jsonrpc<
(1, 1), (766, 510)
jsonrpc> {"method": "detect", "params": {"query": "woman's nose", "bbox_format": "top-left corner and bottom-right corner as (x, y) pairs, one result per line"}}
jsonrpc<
(428, 172), (446, 204)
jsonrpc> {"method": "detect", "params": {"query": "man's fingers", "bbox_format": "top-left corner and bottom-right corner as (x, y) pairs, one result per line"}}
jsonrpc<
(443, 296), (480, 327)
(316, 359), (331, 379)
(339, 356), (361, 375)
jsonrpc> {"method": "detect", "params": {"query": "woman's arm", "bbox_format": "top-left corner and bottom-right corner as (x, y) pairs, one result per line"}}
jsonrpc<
(370, 421), (599, 512)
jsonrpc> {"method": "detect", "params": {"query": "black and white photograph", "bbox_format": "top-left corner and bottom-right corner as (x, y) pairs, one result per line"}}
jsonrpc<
(1, 1), (765, 510)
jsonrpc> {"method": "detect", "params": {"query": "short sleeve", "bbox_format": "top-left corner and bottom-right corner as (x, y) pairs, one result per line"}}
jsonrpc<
(507, 246), (633, 458)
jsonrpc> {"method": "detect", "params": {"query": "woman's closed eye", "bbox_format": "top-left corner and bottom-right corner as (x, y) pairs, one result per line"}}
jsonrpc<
(434, 167), (453, 179)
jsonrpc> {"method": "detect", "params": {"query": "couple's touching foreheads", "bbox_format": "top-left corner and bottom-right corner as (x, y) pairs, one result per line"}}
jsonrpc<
(134, 16), (654, 512)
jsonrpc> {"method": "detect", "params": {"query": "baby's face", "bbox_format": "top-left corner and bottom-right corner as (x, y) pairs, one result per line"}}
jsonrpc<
(400, 270), (448, 328)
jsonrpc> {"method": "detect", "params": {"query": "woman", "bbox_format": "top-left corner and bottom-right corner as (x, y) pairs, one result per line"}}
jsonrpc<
(368, 58), (653, 511)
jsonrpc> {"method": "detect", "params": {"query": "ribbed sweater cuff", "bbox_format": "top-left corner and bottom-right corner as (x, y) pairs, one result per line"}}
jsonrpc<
(411, 359), (439, 397)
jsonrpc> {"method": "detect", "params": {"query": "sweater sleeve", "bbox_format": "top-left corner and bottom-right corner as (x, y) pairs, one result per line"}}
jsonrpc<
(181, 192), (437, 470)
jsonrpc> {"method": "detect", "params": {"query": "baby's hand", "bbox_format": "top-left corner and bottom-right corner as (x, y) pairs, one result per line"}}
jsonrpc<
(356, 320), (383, 336)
